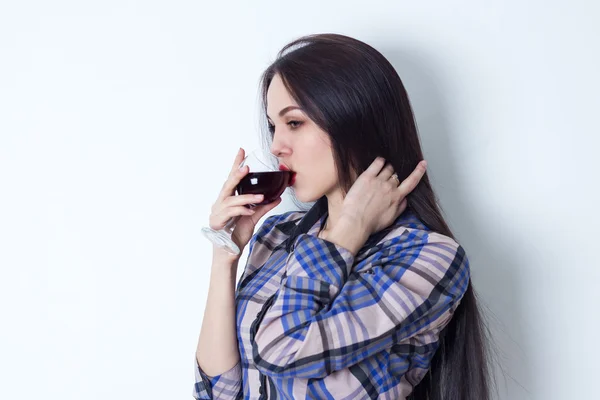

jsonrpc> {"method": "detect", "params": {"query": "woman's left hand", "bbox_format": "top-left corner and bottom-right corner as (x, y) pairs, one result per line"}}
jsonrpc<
(339, 157), (428, 237)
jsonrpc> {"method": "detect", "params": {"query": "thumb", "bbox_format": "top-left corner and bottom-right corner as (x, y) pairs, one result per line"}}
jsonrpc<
(253, 197), (283, 220)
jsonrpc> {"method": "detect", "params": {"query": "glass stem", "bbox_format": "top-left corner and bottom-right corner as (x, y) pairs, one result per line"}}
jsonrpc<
(223, 215), (241, 235)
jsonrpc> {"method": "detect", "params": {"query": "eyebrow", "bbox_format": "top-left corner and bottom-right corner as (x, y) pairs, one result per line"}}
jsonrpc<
(266, 106), (302, 120)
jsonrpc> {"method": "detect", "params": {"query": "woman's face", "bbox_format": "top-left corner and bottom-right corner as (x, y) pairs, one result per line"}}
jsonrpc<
(267, 74), (339, 203)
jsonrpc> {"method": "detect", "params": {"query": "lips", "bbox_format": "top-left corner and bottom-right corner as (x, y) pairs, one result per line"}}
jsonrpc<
(279, 164), (296, 186)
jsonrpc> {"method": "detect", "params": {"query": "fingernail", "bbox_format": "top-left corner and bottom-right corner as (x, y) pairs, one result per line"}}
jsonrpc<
(255, 194), (264, 199)
(421, 160), (427, 168)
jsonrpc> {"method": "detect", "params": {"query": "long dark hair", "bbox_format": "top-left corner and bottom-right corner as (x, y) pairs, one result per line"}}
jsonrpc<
(257, 33), (495, 400)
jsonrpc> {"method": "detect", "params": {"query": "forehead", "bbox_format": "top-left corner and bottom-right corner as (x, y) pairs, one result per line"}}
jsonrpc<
(266, 74), (299, 111)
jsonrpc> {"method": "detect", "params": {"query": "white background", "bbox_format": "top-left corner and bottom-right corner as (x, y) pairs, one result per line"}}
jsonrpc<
(1, 1), (598, 399)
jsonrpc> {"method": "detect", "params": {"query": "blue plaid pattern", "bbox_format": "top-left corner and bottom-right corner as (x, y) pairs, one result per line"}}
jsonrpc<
(193, 198), (470, 399)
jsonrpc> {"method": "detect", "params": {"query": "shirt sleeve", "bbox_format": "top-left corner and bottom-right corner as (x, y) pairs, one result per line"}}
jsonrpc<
(251, 230), (470, 379)
(192, 356), (242, 399)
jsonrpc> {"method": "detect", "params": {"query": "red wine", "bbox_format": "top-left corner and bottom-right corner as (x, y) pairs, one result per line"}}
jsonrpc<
(236, 171), (295, 205)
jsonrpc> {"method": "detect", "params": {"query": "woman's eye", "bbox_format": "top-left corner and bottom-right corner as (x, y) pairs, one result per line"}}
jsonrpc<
(267, 120), (302, 134)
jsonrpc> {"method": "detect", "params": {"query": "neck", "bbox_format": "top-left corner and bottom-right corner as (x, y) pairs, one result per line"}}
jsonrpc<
(322, 188), (345, 235)
(322, 169), (359, 235)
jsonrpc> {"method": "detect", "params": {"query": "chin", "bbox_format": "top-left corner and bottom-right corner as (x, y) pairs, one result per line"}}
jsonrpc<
(290, 186), (313, 203)
(291, 187), (323, 204)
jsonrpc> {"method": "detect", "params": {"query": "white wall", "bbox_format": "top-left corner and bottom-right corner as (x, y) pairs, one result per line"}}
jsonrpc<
(1, 1), (598, 399)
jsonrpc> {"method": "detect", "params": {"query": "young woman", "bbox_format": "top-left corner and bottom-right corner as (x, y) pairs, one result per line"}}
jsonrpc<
(194, 33), (493, 400)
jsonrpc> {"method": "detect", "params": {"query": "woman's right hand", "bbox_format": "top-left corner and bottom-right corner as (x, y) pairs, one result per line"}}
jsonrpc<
(208, 148), (282, 260)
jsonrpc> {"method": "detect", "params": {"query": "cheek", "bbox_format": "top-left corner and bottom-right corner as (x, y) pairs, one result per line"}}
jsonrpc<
(303, 152), (336, 187)
(305, 148), (333, 174)
(296, 131), (336, 190)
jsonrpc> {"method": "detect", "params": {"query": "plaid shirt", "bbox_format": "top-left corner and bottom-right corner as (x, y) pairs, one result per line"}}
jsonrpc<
(193, 196), (470, 399)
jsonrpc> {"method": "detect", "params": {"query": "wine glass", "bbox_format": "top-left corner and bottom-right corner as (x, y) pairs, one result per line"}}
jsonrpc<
(201, 149), (295, 255)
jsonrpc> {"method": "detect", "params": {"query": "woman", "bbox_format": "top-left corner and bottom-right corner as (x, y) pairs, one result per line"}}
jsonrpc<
(194, 33), (493, 399)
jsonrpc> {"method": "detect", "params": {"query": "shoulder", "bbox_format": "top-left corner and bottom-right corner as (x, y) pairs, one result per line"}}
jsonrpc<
(381, 223), (465, 258)
(369, 209), (465, 257)
(357, 211), (470, 300)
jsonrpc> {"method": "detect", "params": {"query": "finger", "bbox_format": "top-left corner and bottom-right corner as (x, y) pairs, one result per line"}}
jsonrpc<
(218, 164), (249, 202)
(378, 162), (395, 181)
(224, 193), (264, 208)
(399, 197), (408, 213)
(397, 160), (427, 195)
(229, 147), (246, 176)
(209, 205), (255, 230)
(365, 156), (387, 177)
(221, 205), (256, 221)
(251, 197), (282, 221)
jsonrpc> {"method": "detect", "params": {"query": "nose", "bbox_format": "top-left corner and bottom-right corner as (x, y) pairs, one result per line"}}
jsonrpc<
(269, 131), (290, 159)
(269, 142), (281, 158)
